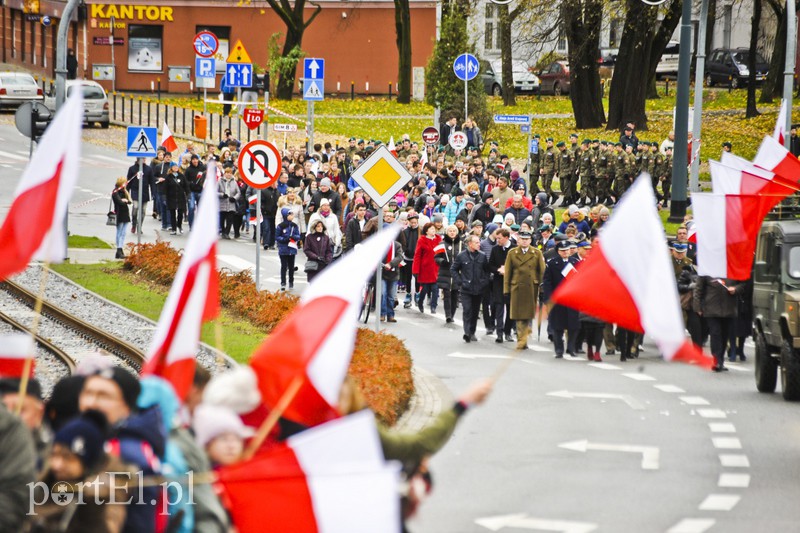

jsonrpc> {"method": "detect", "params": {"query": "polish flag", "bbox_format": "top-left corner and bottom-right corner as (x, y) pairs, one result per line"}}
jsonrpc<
(248, 194), (262, 224)
(551, 175), (712, 368)
(388, 136), (397, 157)
(0, 334), (35, 378)
(710, 159), (799, 198)
(433, 241), (447, 255)
(773, 99), (788, 145)
(753, 135), (800, 182)
(142, 162), (220, 399)
(217, 411), (400, 533)
(249, 225), (400, 427)
(161, 122), (178, 153)
(691, 192), (779, 281)
(561, 262), (577, 278)
(420, 147), (428, 166)
(0, 92), (83, 281)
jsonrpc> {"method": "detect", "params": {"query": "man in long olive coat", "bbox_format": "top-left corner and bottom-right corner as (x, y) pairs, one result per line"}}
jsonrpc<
(503, 231), (546, 350)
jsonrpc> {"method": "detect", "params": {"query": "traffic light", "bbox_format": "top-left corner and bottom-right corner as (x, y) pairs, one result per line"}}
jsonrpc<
(31, 105), (52, 141)
(77, 0), (87, 21)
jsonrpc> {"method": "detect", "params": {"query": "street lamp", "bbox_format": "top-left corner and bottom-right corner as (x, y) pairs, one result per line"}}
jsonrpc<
(667, 0), (693, 222)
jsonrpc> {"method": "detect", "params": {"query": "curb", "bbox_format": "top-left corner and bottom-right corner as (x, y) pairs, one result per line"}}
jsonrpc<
(394, 366), (454, 432)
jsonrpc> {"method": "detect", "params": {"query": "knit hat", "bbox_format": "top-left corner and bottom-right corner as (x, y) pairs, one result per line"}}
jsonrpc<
(319, 177), (332, 188)
(433, 213), (444, 223)
(203, 366), (262, 415)
(0, 377), (42, 401)
(46, 375), (86, 431)
(90, 367), (140, 409)
(319, 198), (330, 206)
(53, 410), (109, 471)
(510, 170), (520, 179)
(193, 404), (255, 448)
(471, 219), (484, 228)
(568, 204), (579, 216)
(281, 207), (292, 220)
(536, 192), (548, 205)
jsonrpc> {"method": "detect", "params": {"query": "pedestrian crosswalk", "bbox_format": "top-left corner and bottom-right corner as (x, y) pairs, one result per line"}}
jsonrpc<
(0, 150), (127, 169)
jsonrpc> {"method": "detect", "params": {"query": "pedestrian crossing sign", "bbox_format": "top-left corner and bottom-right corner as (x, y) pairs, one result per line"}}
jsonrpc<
(303, 78), (324, 101)
(126, 126), (158, 157)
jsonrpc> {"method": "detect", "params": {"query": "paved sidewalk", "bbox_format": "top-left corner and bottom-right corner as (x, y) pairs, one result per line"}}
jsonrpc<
(394, 366), (453, 432)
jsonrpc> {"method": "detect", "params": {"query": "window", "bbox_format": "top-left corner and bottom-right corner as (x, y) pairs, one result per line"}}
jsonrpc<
(484, 4), (498, 52)
(196, 26), (230, 73)
(128, 25), (163, 72)
(788, 247), (800, 278)
(557, 26), (566, 52)
(609, 17), (623, 48)
(722, 5), (732, 49)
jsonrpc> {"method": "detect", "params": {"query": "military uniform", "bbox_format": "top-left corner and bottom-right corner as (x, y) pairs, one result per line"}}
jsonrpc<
(541, 248), (580, 356)
(541, 140), (557, 201)
(556, 143), (574, 204)
(577, 142), (595, 205)
(503, 243), (546, 350)
(595, 144), (611, 204)
(613, 145), (628, 199)
(661, 151), (674, 204)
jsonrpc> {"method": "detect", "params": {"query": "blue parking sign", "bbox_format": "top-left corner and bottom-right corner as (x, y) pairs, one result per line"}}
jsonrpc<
(195, 57), (216, 78)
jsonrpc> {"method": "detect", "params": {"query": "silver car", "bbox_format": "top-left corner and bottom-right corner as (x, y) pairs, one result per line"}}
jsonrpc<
(0, 72), (44, 109)
(45, 80), (110, 128)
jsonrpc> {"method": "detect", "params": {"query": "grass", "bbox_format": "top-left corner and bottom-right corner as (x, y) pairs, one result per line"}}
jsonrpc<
(68, 235), (113, 249)
(50, 262), (265, 362)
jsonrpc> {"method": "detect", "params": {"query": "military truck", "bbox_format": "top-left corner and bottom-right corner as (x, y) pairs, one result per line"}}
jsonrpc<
(752, 219), (800, 401)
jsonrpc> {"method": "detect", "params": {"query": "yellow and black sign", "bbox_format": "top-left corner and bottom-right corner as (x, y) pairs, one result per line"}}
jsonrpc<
(23, 0), (40, 15)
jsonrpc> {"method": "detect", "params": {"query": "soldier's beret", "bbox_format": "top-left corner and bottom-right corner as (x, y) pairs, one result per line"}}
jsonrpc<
(592, 139), (599, 143)
(722, 141), (732, 148)
(600, 141), (608, 146)
(534, 134), (541, 139)
(556, 141), (566, 147)
(569, 133), (578, 139)
(349, 136), (357, 141)
(546, 137), (554, 142)
(582, 139), (591, 145)
(614, 142), (622, 147)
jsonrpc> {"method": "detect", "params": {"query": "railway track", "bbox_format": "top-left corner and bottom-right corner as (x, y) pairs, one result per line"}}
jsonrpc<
(0, 308), (77, 374)
(0, 279), (147, 372)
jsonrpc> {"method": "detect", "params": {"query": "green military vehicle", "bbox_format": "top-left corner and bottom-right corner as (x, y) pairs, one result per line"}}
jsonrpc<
(752, 219), (800, 401)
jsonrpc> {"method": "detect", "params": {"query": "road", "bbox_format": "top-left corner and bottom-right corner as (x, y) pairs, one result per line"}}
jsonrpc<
(1, 121), (799, 532)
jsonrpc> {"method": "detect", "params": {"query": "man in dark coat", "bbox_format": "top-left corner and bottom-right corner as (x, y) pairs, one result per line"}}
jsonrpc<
(694, 276), (743, 371)
(541, 241), (580, 357)
(504, 230), (546, 350)
(489, 228), (515, 343)
(451, 234), (491, 343)
(126, 157), (155, 233)
(400, 214), (420, 308)
(345, 203), (368, 253)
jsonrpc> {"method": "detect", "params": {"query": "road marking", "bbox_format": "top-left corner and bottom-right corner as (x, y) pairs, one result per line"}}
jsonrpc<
(708, 422), (736, 433)
(654, 384), (685, 393)
(666, 518), (716, 533)
(546, 390), (645, 410)
(718, 473), (750, 488)
(558, 439), (659, 470)
(712, 437), (742, 449)
(698, 494), (740, 511)
(622, 372), (656, 381)
(216, 254), (256, 271)
(724, 362), (750, 372)
(719, 454), (750, 467)
(679, 396), (710, 405)
(0, 150), (30, 162)
(447, 352), (536, 365)
(588, 362), (622, 370)
(92, 154), (127, 164)
(475, 513), (597, 532)
(696, 408), (727, 419)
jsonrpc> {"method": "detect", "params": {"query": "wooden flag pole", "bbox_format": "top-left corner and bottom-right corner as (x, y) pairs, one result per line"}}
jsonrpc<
(16, 262), (51, 415)
(240, 374), (305, 461)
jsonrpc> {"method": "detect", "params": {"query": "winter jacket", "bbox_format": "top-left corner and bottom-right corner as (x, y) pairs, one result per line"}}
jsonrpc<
(442, 198), (466, 226)
(0, 404), (35, 533)
(504, 206), (532, 225)
(307, 211), (342, 249)
(468, 202), (496, 228)
(304, 231), (333, 266)
(185, 161), (206, 192)
(311, 190), (343, 217)
(451, 248), (491, 295)
(412, 235), (441, 284)
(400, 226), (420, 261)
(276, 219), (303, 256)
(112, 189), (132, 224)
(381, 241), (404, 282)
(558, 217), (591, 235)
(694, 276), (742, 318)
(344, 216), (368, 252)
(217, 177), (240, 212)
(126, 162), (155, 203)
(435, 235), (464, 290)
(165, 171), (190, 210)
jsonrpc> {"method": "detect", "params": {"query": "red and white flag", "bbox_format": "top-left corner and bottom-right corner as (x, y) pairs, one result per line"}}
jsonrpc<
(753, 135), (800, 182)
(249, 225), (400, 427)
(248, 194), (262, 224)
(420, 147), (428, 166)
(710, 159), (798, 197)
(0, 334), (35, 378)
(773, 99), (788, 145)
(691, 192), (778, 281)
(551, 175), (712, 368)
(161, 122), (178, 153)
(433, 241), (447, 255)
(0, 92), (83, 281)
(217, 411), (400, 533)
(561, 262), (577, 278)
(388, 136), (397, 157)
(142, 162), (220, 399)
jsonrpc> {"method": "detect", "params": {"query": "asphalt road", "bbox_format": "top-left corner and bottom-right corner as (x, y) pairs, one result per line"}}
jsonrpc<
(1, 121), (799, 533)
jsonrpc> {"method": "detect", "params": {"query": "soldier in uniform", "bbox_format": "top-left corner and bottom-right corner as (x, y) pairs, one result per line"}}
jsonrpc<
(577, 139), (595, 207)
(651, 142), (665, 200)
(541, 138), (557, 204)
(503, 230), (546, 350)
(661, 146), (674, 207)
(595, 141), (612, 205)
(556, 141), (574, 206)
(569, 134), (581, 204)
(612, 143), (627, 202)
(541, 240), (580, 357)
(345, 137), (359, 158)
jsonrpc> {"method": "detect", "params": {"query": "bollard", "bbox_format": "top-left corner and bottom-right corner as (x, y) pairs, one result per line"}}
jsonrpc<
(138, 97), (142, 124)
(147, 100), (151, 126)
(157, 78), (161, 100)
(129, 95), (134, 121)
(155, 102), (160, 127)
(182, 107), (186, 135)
(665, 78), (669, 96)
(366, 79), (370, 94)
(113, 93), (117, 120)
(121, 93), (125, 122)
(351, 81), (355, 100)
(728, 76), (732, 93)
(173, 106), (177, 132)
(388, 82), (392, 100)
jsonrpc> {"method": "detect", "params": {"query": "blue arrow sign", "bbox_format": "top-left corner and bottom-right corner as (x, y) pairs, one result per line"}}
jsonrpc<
(226, 63), (252, 88)
(195, 57), (216, 78)
(126, 126), (158, 157)
(493, 114), (531, 125)
(453, 53), (479, 81)
(303, 78), (324, 101)
(304, 58), (325, 80)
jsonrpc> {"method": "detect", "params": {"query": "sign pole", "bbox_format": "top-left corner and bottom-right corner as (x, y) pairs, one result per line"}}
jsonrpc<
(203, 86), (207, 115)
(137, 159), (144, 246)
(464, 78), (468, 123)
(307, 100), (315, 154)
(374, 205), (384, 332)
(110, 16), (116, 93)
(526, 114), (532, 191)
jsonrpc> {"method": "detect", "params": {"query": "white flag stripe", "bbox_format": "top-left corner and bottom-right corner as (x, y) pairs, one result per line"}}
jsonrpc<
(691, 194), (728, 278)
(709, 161), (742, 194)
(753, 135), (790, 171)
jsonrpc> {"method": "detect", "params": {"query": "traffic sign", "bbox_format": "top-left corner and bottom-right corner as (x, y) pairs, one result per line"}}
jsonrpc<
(126, 126), (158, 157)
(242, 109), (264, 131)
(529, 138), (539, 154)
(195, 57), (216, 78)
(421, 126), (440, 145)
(237, 140), (282, 189)
(520, 125), (531, 133)
(351, 145), (413, 208)
(273, 123), (298, 132)
(453, 53), (479, 82)
(494, 114), (531, 125)
(448, 131), (468, 151)
(303, 58), (325, 80)
(194, 31), (218, 58)
(303, 79), (324, 101)
(226, 39), (252, 64)
(226, 63), (253, 88)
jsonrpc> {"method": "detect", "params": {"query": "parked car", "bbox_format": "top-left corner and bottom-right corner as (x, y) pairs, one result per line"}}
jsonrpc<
(480, 60), (503, 97)
(538, 61), (570, 95)
(705, 48), (769, 88)
(490, 59), (540, 93)
(655, 41), (681, 78)
(45, 80), (109, 128)
(0, 71), (44, 109)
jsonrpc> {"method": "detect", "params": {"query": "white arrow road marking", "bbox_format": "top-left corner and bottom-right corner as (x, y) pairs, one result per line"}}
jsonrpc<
(546, 390), (644, 410)
(447, 352), (536, 365)
(559, 439), (660, 470)
(475, 513), (597, 532)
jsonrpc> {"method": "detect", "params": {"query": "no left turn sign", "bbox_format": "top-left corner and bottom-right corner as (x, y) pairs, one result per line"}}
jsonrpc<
(237, 139), (281, 189)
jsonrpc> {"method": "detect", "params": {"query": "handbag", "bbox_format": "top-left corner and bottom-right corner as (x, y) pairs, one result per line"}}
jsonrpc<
(106, 197), (117, 226)
(304, 260), (319, 273)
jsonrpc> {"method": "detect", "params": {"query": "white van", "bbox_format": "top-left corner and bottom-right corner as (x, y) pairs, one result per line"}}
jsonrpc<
(656, 41), (680, 78)
(45, 80), (109, 128)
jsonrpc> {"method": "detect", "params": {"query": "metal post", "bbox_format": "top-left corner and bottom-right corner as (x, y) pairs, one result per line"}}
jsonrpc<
(668, 0), (693, 223)
(307, 100), (315, 153)
(255, 194), (261, 290)
(464, 78), (468, 123)
(110, 16), (116, 93)
(690, 0), (709, 192)
(374, 205), (384, 332)
(55, 0), (81, 110)
(434, 0), (442, 131)
(783, 0), (797, 150)
(137, 159), (144, 245)
(526, 114), (532, 191)
(203, 87), (207, 115)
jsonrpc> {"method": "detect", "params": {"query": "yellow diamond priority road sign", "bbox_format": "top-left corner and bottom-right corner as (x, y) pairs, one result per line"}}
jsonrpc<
(350, 145), (413, 208)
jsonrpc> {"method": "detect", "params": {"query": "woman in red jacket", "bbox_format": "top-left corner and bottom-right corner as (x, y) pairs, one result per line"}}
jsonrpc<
(412, 222), (441, 313)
